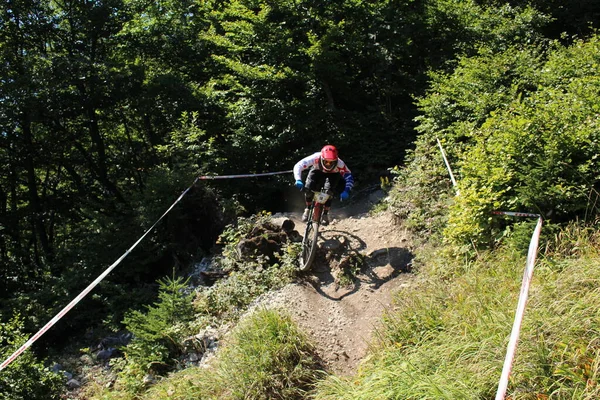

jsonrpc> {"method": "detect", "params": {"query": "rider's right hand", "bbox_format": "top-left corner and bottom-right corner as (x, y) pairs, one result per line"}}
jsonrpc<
(295, 180), (304, 190)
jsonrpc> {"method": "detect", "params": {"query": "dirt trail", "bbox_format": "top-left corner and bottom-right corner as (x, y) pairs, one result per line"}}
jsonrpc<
(257, 196), (416, 375)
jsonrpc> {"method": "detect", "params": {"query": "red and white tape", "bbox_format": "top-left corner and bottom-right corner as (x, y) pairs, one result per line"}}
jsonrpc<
(198, 170), (291, 180)
(492, 210), (540, 218)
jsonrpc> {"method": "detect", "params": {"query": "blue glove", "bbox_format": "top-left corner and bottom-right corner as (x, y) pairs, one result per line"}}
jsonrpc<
(340, 190), (350, 201)
(295, 180), (304, 190)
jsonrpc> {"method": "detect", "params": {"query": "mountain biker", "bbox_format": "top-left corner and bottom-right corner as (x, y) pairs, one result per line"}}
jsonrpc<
(293, 145), (354, 225)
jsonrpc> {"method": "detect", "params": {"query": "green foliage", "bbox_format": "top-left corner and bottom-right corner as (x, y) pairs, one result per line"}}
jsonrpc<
(156, 111), (217, 173)
(3, 1), (600, 398)
(387, 135), (456, 240)
(115, 276), (195, 393)
(144, 309), (324, 399)
(336, 252), (365, 288)
(389, 45), (545, 244)
(423, 1), (550, 60)
(446, 36), (600, 247)
(0, 315), (64, 400)
(0, 0), (562, 327)
(398, 35), (600, 250)
(314, 223), (600, 399)
(417, 45), (543, 130)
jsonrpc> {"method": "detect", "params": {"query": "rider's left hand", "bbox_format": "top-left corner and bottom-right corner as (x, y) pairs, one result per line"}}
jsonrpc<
(340, 190), (350, 201)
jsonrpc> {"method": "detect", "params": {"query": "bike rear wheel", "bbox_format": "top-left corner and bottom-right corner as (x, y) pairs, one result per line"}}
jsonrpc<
(299, 220), (319, 271)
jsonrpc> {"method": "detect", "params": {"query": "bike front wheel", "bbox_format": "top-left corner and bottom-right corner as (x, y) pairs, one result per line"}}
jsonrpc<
(299, 221), (319, 271)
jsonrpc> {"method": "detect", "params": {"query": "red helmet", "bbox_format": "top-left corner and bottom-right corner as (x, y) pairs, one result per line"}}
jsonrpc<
(320, 145), (338, 171)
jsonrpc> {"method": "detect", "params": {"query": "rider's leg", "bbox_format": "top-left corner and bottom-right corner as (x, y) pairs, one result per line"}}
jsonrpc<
(322, 172), (343, 209)
(302, 207), (310, 222)
(303, 169), (326, 221)
(304, 169), (327, 204)
(305, 169), (326, 192)
(321, 206), (330, 225)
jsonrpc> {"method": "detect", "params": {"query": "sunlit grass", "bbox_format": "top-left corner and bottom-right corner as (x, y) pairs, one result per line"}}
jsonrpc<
(85, 222), (600, 400)
(314, 222), (600, 399)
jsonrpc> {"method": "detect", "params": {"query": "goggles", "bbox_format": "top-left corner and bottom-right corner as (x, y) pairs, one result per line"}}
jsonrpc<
(322, 159), (337, 170)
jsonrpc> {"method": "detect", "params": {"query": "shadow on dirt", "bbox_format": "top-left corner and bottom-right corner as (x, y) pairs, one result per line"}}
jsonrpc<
(362, 247), (413, 290)
(301, 228), (414, 301)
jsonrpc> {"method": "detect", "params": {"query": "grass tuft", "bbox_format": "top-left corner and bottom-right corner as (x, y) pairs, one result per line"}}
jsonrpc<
(143, 308), (324, 399)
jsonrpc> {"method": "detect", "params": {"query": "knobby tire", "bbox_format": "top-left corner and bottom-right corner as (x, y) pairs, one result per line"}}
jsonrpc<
(300, 220), (319, 271)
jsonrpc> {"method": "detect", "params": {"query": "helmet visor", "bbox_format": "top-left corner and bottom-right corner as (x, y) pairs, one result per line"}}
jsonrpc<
(322, 159), (337, 170)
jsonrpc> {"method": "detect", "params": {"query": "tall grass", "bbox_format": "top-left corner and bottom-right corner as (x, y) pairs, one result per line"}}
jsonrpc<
(314, 222), (600, 399)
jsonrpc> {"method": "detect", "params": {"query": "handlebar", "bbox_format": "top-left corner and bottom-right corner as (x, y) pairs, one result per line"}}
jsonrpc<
(300, 178), (334, 204)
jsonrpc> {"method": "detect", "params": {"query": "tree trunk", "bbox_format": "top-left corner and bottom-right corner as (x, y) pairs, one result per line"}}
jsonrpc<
(8, 158), (22, 255)
(79, 85), (126, 203)
(22, 112), (54, 262)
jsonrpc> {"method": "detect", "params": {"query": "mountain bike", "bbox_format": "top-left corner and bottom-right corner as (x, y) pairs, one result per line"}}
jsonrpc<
(299, 179), (333, 271)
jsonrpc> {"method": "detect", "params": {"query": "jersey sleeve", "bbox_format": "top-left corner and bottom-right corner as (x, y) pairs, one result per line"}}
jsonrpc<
(293, 152), (320, 180)
(337, 159), (354, 192)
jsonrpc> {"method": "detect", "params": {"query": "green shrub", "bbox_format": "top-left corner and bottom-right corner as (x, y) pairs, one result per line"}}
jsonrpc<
(115, 276), (195, 393)
(390, 45), (544, 244)
(402, 35), (600, 249)
(143, 309), (324, 400)
(447, 37), (600, 246)
(0, 315), (64, 400)
(387, 135), (456, 240)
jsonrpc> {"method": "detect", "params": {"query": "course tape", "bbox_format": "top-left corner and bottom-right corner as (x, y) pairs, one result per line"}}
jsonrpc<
(0, 177), (199, 372)
(0, 169), (292, 371)
(492, 210), (540, 218)
(495, 213), (543, 400)
(198, 170), (291, 180)
(435, 138), (545, 398)
(436, 138), (460, 195)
